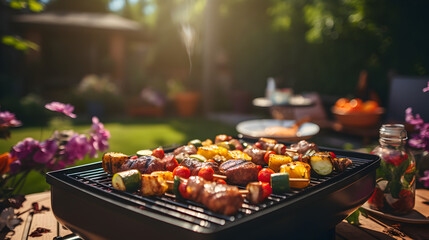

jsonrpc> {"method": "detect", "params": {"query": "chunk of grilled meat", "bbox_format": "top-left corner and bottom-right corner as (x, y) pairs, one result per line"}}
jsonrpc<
(289, 140), (319, 154)
(180, 157), (221, 176)
(220, 159), (258, 186)
(243, 146), (267, 165)
(119, 155), (165, 174)
(255, 138), (286, 155)
(331, 157), (352, 172)
(173, 144), (197, 156)
(102, 152), (130, 174)
(186, 176), (243, 215)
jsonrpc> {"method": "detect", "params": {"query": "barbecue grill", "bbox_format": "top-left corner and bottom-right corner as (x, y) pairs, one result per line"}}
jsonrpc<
(46, 140), (380, 240)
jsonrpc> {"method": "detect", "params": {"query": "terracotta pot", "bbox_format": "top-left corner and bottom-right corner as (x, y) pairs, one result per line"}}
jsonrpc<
(174, 92), (200, 117)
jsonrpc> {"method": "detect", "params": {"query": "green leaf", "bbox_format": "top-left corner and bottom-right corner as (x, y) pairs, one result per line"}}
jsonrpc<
(390, 180), (402, 198)
(10, 0), (26, 9)
(376, 160), (392, 180)
(29, 0), (44, 12)
(2, 36), (16, 45)
(346, 208), (361, 225)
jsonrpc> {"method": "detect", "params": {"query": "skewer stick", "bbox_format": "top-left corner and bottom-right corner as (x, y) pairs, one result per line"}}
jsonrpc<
(213, 174), (227, 180)
(285, 148), (298, 153)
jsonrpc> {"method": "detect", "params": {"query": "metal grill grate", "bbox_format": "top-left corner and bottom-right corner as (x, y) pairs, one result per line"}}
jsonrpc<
(64, 154), (371, 230)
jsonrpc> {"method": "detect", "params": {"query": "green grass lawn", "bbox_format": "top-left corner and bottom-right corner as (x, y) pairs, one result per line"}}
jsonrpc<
(0, 117), (237, 195)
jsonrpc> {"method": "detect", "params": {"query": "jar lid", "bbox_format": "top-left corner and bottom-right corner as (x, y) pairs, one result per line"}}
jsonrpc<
(380, 124), (407, 140)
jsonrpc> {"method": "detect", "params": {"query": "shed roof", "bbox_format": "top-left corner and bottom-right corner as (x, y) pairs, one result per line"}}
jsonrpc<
(14, 12), (141, 32)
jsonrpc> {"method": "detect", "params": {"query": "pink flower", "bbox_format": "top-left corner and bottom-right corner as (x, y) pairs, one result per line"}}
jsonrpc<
(420, 170), (429, 188)
(423, 81), (429, 93)
(0, 110), (22, 128)
(33, 139), (58, 164)
(88, 117), (110, 157)
(45, 102), (76, 118)
(64, 134), (89, 164)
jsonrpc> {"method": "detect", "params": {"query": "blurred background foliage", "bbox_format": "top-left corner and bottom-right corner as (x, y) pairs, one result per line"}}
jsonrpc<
(1, 0), (429, 123)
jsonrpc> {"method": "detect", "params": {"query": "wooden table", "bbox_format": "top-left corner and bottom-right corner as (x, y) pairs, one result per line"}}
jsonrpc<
(3, 190), (429, 240)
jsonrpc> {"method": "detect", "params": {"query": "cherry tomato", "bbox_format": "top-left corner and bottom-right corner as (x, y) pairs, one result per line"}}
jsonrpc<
(261, 182), (272, 199)
(384, 150), (407, 166)
(335, 98), (349, 109)
(165, 156), (179, 172)
(130, 155), (138, 159)
(363, 100), (379, 112)
(216, 179), (226, 184)
(152, 147), (165, 159)
(254, 142), (263, 149)
(264, 150), (276, 164)
(348, 98), (363, 112)
(258, 168), (275, 183)
(178, 181), (189, 199)
(198, 166), (214, 181)
(329, 152), (336, 159)
(173, 166), (191, 179)
(257, 165), (262, 172)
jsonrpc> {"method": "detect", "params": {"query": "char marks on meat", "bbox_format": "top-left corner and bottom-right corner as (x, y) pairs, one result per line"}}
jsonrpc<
(119, 155), (165, 174)
(186, 176), (243, 215)
(243, 146), (267, 165)
(220, 159), (258, 186)
(180, 158), (220, 176)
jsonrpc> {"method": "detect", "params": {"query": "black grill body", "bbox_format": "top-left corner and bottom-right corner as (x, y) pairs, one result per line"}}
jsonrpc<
(46, 144), (379, 240)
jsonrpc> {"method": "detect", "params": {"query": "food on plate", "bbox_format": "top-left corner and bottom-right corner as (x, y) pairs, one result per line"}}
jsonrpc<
(334, 97), (380, 113)
(219, 159), (259, 186)
(263, 125), (298, 137)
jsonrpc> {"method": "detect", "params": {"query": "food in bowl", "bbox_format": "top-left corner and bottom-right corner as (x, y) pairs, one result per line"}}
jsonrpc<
(332, 98), (384, 127)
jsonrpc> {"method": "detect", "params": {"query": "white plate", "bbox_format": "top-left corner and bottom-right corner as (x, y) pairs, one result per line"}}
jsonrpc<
(236, 119), (320, 141)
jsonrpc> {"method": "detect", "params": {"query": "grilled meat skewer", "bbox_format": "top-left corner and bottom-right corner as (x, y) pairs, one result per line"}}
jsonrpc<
(219, 159), (259, 186)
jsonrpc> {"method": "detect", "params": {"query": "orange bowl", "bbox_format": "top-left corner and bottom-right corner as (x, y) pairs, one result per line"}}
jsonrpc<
(331, 107), (384, 127)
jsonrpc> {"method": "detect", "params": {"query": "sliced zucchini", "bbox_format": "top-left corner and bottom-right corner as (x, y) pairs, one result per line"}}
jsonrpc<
(173, 175), (183, 198)
(112, 169), (141, 192)
(189, 154), (208, 162)
(188, 139), (203, 148)
(270, 172), (290, 193)
(310, 155), (333, 176)
(136, 149), (152, 157)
